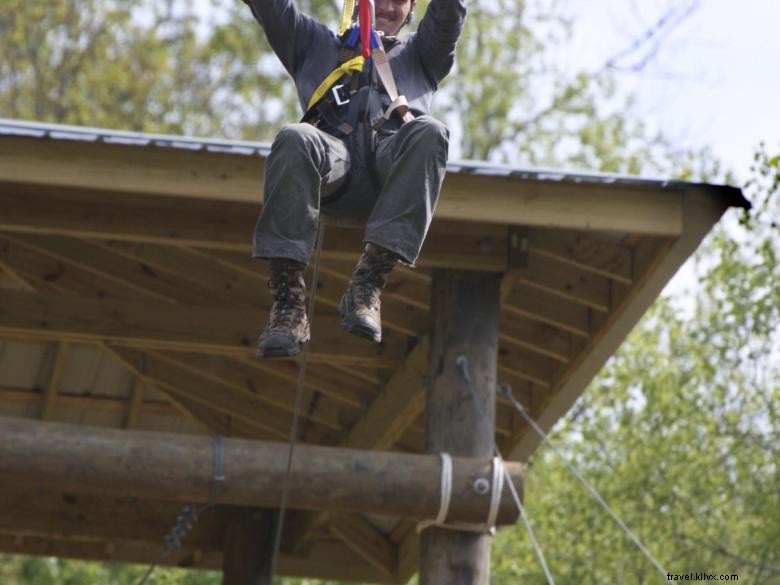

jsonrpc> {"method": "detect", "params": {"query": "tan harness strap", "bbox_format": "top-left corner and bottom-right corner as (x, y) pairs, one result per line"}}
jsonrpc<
(371, 46), (415, 126)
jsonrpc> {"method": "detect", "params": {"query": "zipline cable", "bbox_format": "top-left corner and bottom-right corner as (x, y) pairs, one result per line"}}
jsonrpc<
(453, 355), (556, 585)
(268, 221), (326, 581)
(499, 385), (669, 580)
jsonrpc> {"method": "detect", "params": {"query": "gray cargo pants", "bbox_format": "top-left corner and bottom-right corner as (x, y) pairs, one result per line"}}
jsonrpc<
(252, 115), (449, 266)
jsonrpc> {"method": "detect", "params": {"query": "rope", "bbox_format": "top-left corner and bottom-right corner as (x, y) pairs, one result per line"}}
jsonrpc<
(454, 355), (556, 585)
(499, 385), (669, 580)
(268, 221), (326, 581)
(135, 434), (226, 585)
(416, 454), (505, 534)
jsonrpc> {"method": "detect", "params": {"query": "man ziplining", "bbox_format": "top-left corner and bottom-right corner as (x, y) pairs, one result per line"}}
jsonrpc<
(244, 0), (466, 358)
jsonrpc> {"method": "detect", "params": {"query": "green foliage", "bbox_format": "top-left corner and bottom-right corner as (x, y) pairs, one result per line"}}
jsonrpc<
(3, 1), (777, 583)
(492, 148), (780, 583)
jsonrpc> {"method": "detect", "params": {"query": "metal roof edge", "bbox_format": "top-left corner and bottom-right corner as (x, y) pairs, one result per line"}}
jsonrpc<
(0, 117), (749, 209)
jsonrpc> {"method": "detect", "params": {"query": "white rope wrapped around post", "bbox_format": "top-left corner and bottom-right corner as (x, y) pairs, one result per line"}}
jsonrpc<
(417, 453), (505, 535)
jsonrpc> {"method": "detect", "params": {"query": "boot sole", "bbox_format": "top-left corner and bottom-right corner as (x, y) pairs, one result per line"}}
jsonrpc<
(256, 335), (310, 359)
(339, 314), (382, 343)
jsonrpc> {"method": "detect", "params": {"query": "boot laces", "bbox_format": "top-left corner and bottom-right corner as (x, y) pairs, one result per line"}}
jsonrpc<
(353, 249), (396, 309)
(268, 260), (305, 331)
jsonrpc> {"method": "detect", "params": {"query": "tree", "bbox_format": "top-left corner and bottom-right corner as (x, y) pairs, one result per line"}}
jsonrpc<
(3, 0), (770, 583)
(492, 147), (780, 583)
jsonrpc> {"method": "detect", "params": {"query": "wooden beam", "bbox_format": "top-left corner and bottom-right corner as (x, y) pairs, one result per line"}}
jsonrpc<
(344, 338), (429, 450)
(0, 234), (144, 299)
(1, 135), (685, 234)
(0, 386), (174, 417)
(39, 341), (68, 420)
(222, 507), (277, 585)
(502, 282), (591, 338)
(0, 289), (405, 367)
(137, 349), (349, 435)
(526, 228), (633, 284)
(0, 487), (225, 549)
(512, 250), (612, 312)
(0, 257), (36, 291)
(4, 233), (220, 305)
(104, 346), (304, 442)
(420, 270), (502, 584)
(509, 188), (730, 459)
(0, 417), (522, 525)
(0, 183), (510, 272)
(124, 377), (145, 429)
(0, 532), (396, 584)
(328, 514), (396, 577)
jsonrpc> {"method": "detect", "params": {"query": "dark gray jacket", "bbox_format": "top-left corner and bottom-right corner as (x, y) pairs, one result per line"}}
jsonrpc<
(246, 0), (466, 119)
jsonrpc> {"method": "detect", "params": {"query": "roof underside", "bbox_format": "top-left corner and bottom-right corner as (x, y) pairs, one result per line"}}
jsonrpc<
(0, 119), (747, 583)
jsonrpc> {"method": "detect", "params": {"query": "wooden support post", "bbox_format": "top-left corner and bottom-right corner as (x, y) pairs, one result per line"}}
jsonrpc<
(420, 269), (500, 585)
(222, 507), (278, 585)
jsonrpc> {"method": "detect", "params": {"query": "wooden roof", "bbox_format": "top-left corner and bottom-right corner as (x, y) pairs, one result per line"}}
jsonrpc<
(0, 119), (748, 583)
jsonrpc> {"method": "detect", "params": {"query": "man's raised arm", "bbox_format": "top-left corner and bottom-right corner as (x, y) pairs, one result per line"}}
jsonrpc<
(243, 0), (323, 75)
(415, 0), (467, 85)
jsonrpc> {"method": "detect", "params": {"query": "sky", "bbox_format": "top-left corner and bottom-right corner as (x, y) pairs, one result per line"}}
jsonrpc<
(558, 0), (780, 182)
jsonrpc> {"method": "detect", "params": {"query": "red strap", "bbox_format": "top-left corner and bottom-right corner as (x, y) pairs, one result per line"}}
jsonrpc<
(359, 0), (372, 58)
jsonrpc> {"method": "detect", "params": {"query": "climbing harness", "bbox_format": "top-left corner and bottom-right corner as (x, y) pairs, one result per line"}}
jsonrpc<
(303, 0), (414, 135)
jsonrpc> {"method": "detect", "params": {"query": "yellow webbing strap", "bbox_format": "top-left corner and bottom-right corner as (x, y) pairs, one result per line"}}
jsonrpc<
(338, 0), (356, 35)
(306, 55), (365, 111)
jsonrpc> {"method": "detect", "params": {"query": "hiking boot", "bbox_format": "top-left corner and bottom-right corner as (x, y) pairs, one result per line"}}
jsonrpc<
(257, 258), (310, 358)
(338, 243), (399, 343)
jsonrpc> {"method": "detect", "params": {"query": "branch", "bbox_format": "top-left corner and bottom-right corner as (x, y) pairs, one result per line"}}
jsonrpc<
(601, 0), (701, 73)
(681, 534), (780, 575)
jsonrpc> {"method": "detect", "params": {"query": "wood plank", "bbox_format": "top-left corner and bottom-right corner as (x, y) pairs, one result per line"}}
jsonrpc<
(499, 313), (572, 363)
(149, 350), (352, 434)
(4, 233), (224, 305)
(94, 240), (265, 308)
(0, 289), (405, 367)
(40, 341), (68, 420)
(0, 487), (225, 549)
(0, 257), (36, 291)
(0, 533), (395, 583)
(328, 514), (397, 577)
(0, 134), (685, 234)
(0, 386), (173, 416)
(105, 346), (306, 442)
(124, 378), (144, 429)
(509, 187), (730, 459)
(0, 183), (512, 272)
(0, 234), (154, 300)
(526, 228), (633, 284)
(222, 507), (277, 585)
(502, 282), (591, 338)
(344, 338), (429, 450)
(513, 250), (612, 312)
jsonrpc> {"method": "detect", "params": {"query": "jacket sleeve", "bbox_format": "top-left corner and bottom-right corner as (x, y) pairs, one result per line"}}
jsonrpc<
(414, 0), (467, 85)
(244, 0), (326, 75)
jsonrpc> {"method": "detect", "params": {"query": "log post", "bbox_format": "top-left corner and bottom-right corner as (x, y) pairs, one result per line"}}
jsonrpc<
(420, 269), (500, 585)
(0, 416), (520, 524)
(222, 507), (278, 585)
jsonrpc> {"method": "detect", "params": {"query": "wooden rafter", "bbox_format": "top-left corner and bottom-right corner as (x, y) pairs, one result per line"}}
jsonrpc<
(0, 289), (405, 366)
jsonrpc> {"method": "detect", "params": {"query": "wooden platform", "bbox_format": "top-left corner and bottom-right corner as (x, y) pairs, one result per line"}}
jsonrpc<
(0, 119), (748, 583)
